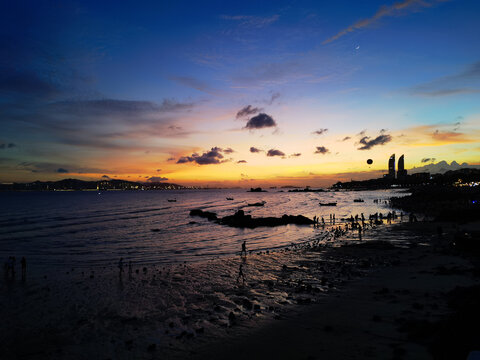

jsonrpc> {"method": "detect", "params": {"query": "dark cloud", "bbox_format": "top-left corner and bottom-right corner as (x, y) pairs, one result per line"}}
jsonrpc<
(156, 169), (162, 172)
(51, 98), (193, 117)
(223, 147), (235, 154)
(167, 157), (176, 161)
(266, 149), (285, 157)
(421, 158), (436, 163)
(0, 69), (60, 98)
(245, 113), (277, 130)
(56, 168), (69, 173)
(312, 128), (328, 135)
(1, 97), (198, 154)
(237, 160), (247, 163)
(314, 146), (329, 154)
(0, 143), (16, 149)
(250, 147), (263, 153)
(341, 136), (351, 141)
(176, 147), (229, 165)
(236, 105), (262, 119)
(357, 130), (367, 137)
(357, 134), (392, 150)
(147, 176), (169, 182)
(290, 153), (302, 157)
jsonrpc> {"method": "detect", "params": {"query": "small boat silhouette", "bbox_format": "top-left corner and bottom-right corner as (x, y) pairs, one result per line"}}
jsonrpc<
(167, 199), (177, 202)
(353, 198), (364, 203)
(247, 201), (266, 206)
(319, 202), (337, 206)
(226, 197), (234, 200)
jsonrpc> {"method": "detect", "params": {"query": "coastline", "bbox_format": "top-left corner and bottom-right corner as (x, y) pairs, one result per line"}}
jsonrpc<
(1, 221), (479, 359)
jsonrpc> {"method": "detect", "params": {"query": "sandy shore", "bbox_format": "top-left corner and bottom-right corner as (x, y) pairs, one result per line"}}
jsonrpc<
(1, 221), (479, 359)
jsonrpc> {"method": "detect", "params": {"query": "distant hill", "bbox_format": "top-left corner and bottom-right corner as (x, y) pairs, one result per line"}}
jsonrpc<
(0, 178), (187, 191)
(409, 160), (480, 174)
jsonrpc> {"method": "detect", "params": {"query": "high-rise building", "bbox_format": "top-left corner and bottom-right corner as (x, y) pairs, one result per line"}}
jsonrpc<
(397, 154), (407, 178)
(388, 154), (396, 179)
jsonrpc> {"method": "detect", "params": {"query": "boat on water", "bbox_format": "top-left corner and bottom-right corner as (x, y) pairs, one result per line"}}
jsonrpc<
(353, 199), (365, 203)
(319, 202), (337, 206)
(247, 201), (266, 206)
(167, 199), (177, 202)
(226, 197), (234, 200)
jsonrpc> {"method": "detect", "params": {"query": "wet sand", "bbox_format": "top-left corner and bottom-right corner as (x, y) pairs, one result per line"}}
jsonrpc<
(1, 221), (479, 359)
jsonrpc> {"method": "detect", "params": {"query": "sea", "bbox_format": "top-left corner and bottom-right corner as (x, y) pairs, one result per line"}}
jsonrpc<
(0, 189), (407, 268)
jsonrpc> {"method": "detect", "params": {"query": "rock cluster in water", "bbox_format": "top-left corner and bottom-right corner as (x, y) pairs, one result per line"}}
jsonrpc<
(189, 209), (314, 228)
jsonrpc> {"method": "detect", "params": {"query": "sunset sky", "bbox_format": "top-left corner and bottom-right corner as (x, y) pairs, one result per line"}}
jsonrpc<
(1, 0), (479, 187)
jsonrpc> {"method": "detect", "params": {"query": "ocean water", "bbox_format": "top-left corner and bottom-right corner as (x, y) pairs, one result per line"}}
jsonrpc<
(0, 189), (406, 268)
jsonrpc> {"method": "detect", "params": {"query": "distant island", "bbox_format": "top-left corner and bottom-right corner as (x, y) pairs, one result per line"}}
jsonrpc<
(0, 178), (190, 191)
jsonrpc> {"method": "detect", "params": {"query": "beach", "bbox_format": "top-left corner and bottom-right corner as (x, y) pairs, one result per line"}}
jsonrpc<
(2, 219), (479, 359)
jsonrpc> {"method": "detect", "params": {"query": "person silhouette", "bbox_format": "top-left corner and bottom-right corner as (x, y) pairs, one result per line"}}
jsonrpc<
(118, 258), (124, 276)
(237, 263), (246, 284)
(21, 257), (26, 281)
(241, 241), (247, 257)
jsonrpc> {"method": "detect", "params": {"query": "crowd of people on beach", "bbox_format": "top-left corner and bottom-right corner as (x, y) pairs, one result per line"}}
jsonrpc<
(3, 256), (27, 280)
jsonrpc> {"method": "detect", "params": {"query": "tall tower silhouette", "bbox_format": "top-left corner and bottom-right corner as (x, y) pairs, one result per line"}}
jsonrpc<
(397, 154), (407, 178)
(388, 154), (396, 179)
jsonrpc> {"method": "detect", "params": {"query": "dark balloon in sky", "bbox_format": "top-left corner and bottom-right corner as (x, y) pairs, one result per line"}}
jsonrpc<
(367, 159), (373, 165)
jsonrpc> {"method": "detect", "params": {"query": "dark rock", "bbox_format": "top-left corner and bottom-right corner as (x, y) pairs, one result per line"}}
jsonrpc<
(242, 299), (253, 310)
(219, 211), (314, 229)
(189, 209), (218, 221)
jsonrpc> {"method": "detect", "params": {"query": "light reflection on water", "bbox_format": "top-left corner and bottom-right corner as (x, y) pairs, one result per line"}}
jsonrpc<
(0, 189), (408, 267)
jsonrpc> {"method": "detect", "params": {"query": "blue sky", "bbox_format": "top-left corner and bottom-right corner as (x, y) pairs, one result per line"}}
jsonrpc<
(1, 0), (479, 185)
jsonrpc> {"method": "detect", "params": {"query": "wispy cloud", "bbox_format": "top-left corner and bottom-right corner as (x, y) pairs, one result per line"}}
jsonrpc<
(220, 14), (279, 28)
(398, 123), (479, 146)
(312, 128), (328, 135)
(236, 105), (262, 119)
(409, 61), (480, 96)
(323, 0), (449, 44)
(169, 75), (219, 95)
